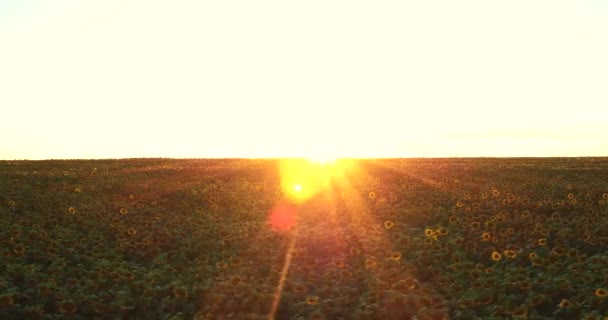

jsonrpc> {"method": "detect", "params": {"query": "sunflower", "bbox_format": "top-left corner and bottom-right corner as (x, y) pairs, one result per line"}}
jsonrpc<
(491, 251), (502, 262)
(503, 249), (517, 259)
(495, 212), (506, 222)
(458, 298), (475, 309)
(292, 283), (307, 294)
(401, 277), (418, 290)
(537, 238), (547, 246)
(67, 207), (76, 215)
(119, 208), (128, 215)
(110, 272), (122, 282)
(595, 288), (608, 298)
(389, 251), (402, 261)
(551, 247), (565, 256)
(37, 284), (51, 295)
(437, 227), (448, 236)
(365, 258), (377, 269)
(531, 257), (545, 267)
(384, 220), (394, 230)
(558, 299), (571, 309)
(12, 244), (26, 255)
(126, 228), (137, 236)
(7, 200), (16, 206)
(481, 232), (492, 242)
(368, 191), (377, 200)
(528, 294), (546, 307)
(511, 305), (528, 318)
(306, 296), (320, 305)
(476, 292), (494, 306)
(566, 248), (579, 259)
(230, 257), (242, 266)
(557, 280), (572, 292)
(340, 269), (353, 278)
(74, 188), (82, 193)
(424, 228), (434, 237)
(172, 286), (188, 299)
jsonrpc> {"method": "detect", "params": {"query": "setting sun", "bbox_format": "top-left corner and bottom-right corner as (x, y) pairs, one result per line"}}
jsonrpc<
(278, 158), (355, 203)
(307, 152), (348, 167)
(307, 155), (338, 165)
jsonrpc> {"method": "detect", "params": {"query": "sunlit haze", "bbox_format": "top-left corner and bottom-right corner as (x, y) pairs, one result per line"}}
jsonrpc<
(1, 0), (607, 159)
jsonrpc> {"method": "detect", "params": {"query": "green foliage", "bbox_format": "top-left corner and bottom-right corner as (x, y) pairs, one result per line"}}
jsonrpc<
(1, 158), (608, 319)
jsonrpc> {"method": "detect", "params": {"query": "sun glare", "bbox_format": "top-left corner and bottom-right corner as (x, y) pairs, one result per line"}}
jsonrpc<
(307, 155), (339, 165)
(279, 158), (355, 203)
(301, 141), (347, 165)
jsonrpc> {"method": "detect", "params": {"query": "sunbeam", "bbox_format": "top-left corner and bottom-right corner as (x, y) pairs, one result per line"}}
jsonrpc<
(268, 233), (297, 320)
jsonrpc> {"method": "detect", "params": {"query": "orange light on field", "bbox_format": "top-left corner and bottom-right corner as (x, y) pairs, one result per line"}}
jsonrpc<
(279, 158), (355, 203)
(279, 159), (322, 203)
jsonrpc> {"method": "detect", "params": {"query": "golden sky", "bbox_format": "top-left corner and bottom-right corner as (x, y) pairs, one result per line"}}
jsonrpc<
(1, 0), (607, 159)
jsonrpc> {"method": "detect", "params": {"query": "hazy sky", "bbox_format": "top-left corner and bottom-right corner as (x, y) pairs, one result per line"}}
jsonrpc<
(1, 0), (607, 159)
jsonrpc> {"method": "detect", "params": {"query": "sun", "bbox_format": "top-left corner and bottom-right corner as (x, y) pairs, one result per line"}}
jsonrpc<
(307, 154), (340, 165)
(278, 156), (356, 203)
(304, 144), (345, 165)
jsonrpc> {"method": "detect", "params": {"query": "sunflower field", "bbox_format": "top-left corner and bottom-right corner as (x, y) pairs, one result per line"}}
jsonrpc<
(1, 158), (607, 320)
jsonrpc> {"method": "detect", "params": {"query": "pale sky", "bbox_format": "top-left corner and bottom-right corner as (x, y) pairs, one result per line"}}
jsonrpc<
(1, 0), (607, 159)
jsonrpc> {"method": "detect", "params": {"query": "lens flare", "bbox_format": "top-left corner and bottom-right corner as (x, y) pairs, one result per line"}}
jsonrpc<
(278, 158), (354, 203)
(268, 202), (297, 232)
